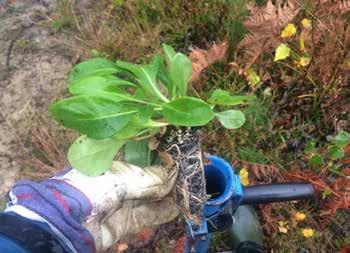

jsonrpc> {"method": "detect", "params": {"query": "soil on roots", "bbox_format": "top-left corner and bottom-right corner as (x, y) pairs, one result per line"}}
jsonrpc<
(161, 127), (207, 225)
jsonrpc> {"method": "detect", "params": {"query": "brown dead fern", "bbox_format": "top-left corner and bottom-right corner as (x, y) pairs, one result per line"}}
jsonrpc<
(189, 40), (228, 85)
(233, 160), (281, 183)
(320, 169), (350, 225)
(282, 169), (331, 194)
(315, 0), (350, 16)
(238, 0), (300, 68)
(282, 168), (350, 225)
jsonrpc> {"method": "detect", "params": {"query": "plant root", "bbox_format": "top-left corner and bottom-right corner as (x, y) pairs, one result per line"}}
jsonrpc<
(161, 127), (207, 225)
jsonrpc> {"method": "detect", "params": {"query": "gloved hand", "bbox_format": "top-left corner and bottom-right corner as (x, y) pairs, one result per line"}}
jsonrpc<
(5, 161), (179, 253)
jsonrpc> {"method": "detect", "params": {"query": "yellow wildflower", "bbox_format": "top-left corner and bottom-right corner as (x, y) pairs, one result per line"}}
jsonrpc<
(301, 18), (312, 29)
(281, 23), (297, 38)
(239, 168), (250, 186)
(302, 228), (314, 238)
(293, 212), (306, 221)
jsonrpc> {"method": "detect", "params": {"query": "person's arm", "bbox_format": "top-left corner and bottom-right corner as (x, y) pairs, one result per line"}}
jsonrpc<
(0, 161), (178, 253)
(0, 211), (73, 253)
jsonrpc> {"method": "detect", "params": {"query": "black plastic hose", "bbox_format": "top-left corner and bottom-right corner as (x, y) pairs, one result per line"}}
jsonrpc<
(241, 183), (314, 205)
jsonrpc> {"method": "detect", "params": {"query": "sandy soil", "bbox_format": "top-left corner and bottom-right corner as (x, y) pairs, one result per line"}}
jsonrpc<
(0, 0), (75, 206)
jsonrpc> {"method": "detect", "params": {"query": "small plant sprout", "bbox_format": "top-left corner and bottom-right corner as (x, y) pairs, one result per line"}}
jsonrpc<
(49, 44), (255, 176)
(305, 131), (350, 169)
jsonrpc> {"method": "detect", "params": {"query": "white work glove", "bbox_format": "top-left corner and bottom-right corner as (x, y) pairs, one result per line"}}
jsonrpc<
(6, 161), (179, 253)
(58, 161), (179, 252)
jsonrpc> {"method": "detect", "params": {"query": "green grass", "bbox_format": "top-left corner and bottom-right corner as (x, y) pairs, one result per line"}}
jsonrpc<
(51, 0), (75, 32)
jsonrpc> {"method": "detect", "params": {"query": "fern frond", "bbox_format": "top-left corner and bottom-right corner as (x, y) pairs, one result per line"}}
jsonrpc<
(238, 0), (300, 67)
(316, 0), (350, 15)
(189, 40), (227, 82)
(243, 0), (299, 34)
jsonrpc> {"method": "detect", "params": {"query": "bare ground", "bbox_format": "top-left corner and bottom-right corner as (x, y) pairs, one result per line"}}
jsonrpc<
(0, 0), (75, 205)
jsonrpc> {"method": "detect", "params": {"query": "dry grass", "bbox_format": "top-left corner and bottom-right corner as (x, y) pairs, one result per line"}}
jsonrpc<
(16, 117), (72, 179)
(72, 7), (161, 61)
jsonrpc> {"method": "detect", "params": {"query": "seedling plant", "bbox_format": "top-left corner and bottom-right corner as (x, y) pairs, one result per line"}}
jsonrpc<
(49, 44), (254, 176)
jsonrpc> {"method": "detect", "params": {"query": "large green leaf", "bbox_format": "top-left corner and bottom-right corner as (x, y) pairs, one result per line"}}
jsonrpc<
(215, 110), (246, 129)
(49, 95), (137, 139)
(124, 140), (151, 167)
(169, 53), (192, 96)
(162, 97), (214, 126)
(116, 60), (169, 102)
(69, 76), (126, 94)
(68, 76), (145, 103)
(103, 75), (137, 87)
(162, 44), (192, 97)
(113, 122), (143, 140)
(138, 105), (154, 123)
(68, 135), (125, 176)
(163, 44), (176, 64)
(113, 114), (147, 140)
(152, 54), (169, 86)
(69, 58), (119, 82)
(208, 89), (256, 106)
(162, 44), (176, 97)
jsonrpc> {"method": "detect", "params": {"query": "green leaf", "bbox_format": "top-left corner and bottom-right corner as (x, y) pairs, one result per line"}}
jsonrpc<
(328, 146), (344, 160)
(162, 97), (214, 126)
(68, 135), (125, 176)
(113, 120), (144, 140)
(246, 68), (261, 87)
(68, 76), (144, 103)
(208, 89), (256, 106)
(215, 110), (246, 129)
(103, 75), (137, 87)
(152, 54), (169, 86)
(69, 58), (119, 82)
(139, 105), (154, 123)
(49, 95), (137, 139)
(162, 44), (176, 65)
(308, 154), (324, 166)
(332, 130), (350, 148)
(163, 44), (192, 97)
(169, 53), (192, 96)
(162, 44), (177, 97)
(113, 112), (163, 140)
(116, 60), (169, 102)
(69, 76), (126, 95)
(124, 140), (151, 167)
(134, 88), (154, 102)
(274, 43), (291, 61)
